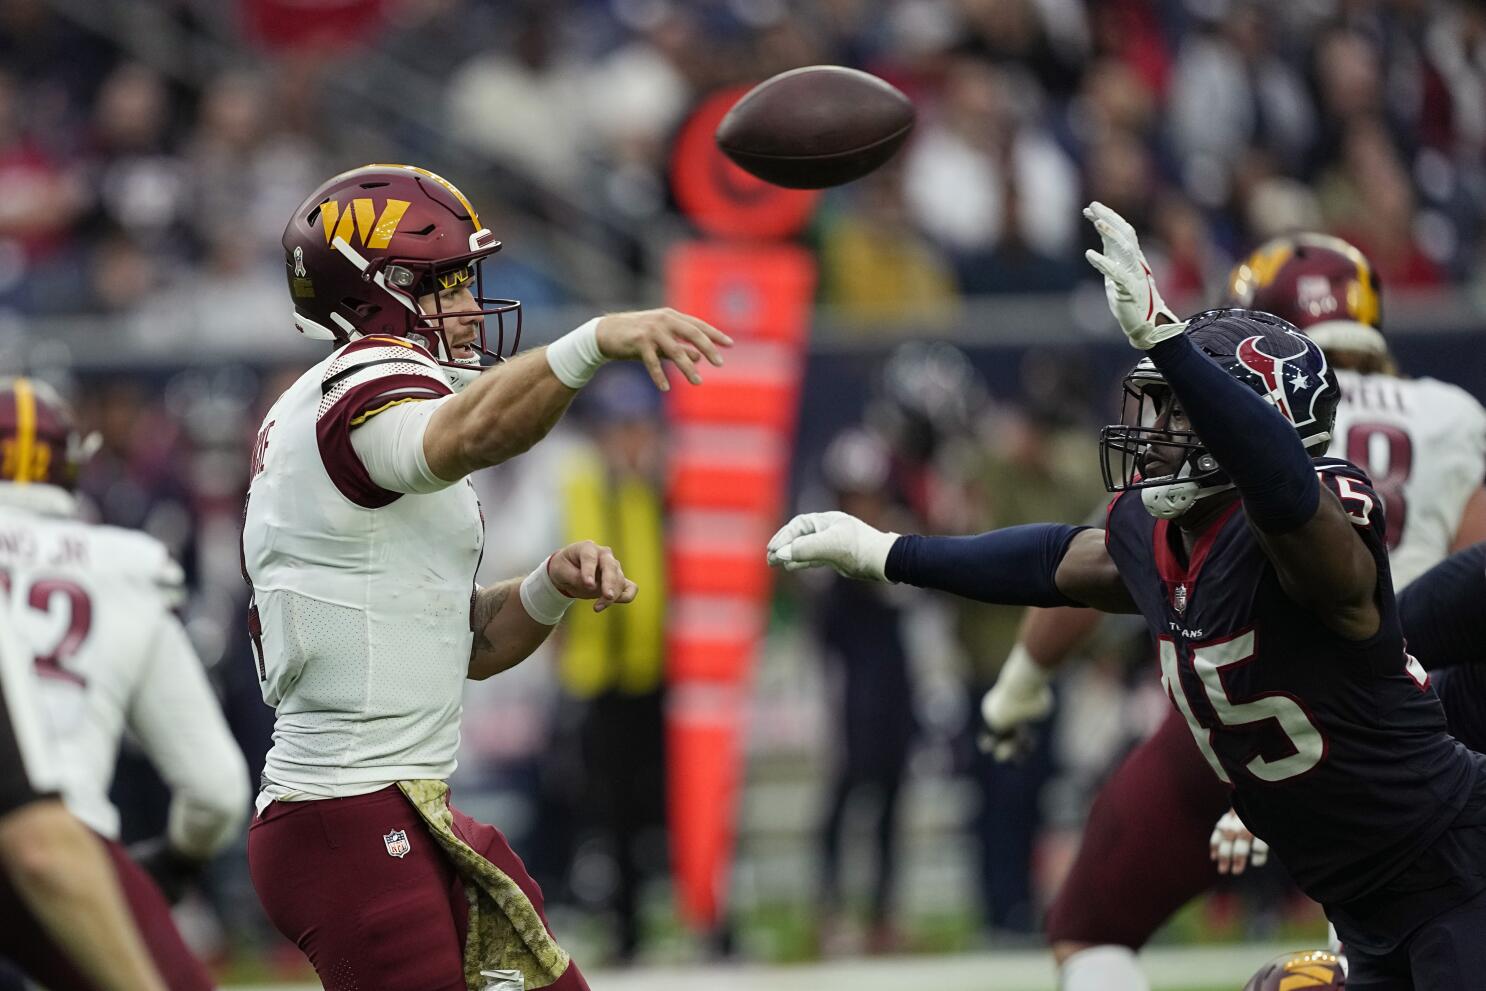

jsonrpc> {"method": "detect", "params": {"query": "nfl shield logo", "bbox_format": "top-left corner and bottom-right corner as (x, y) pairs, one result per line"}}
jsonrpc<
(1173, 583), (1188, 615)
(383, 828), (411, 859)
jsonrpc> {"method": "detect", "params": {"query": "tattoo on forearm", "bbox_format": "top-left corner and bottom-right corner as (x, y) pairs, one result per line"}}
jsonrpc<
(470, 579), (518, 655)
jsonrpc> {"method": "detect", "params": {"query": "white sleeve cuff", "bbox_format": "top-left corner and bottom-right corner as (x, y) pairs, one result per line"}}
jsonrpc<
(545, 317), (608, 389)
(348, 396), (455, 494)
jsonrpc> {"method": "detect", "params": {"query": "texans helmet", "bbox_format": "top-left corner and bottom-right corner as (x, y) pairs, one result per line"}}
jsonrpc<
(1243, 949), (1345, 990)
(281, 164), (521, 391)
(0, 377), (99, 492)
(1100, 308), (1341, 519)
(1225, 232), (1383, 356)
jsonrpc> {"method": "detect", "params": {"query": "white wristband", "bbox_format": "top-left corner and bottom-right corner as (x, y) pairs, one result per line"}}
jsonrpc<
(545, 317), (608, 388)
(519, 556), (573, 625)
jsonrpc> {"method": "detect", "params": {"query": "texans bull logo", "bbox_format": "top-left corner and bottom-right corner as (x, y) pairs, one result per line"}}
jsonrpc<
(1235, 330), (1331, 441)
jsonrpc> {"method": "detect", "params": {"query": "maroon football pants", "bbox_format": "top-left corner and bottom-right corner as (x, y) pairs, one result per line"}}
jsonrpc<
(0, 833), (213, 991)
(249, 785), (588, 991)
(1045, 706), (1233, 948)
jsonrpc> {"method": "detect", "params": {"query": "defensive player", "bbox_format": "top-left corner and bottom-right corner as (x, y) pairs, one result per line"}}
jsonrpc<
(244, 164), (730, 991)
(0, 377), (249, 990)
(769, 203), (1486, 988)
(979, 233), (1486, 991)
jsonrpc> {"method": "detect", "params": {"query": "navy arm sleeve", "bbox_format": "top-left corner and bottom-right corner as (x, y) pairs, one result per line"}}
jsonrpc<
(1147, 333), (1318, 533)
(884, 523), (1089, 607)
(1397, 543), (1486, 671)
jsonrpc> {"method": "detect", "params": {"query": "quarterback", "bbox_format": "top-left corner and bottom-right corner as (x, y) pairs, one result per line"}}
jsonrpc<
(243, 165), (727, 991)
(771, 204), (1486, 989)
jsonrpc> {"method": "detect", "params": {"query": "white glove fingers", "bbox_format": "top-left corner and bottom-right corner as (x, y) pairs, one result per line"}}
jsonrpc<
(1231, 833), (1251, 875)
(1085, 201), (1138, 244)
(1085, 249), (1119, 281)
(1215, 833), (1235, 873)
(767, 514), (819, 555)
(1251, 837), (1270, 868)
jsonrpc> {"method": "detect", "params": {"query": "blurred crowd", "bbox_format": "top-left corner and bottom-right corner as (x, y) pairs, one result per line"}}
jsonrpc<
(4, 0), (1479, 975)
(0, 0), (1484, 331)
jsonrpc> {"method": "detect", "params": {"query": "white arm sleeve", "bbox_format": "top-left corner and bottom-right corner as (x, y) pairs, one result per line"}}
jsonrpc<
(348, 396), (456, 495)
(128, 613), (249, 859)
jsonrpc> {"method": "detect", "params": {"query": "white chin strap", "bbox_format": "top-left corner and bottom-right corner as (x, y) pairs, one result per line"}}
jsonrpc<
(1142, 479), (1200, 519)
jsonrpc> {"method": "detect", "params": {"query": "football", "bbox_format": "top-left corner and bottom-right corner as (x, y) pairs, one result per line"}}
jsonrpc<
(1243, 949), (1346, 990)
(714, 65), (916, 189)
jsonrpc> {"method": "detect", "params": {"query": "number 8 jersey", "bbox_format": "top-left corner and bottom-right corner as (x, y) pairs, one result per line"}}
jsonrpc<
(1328, 369), (1486, 587)
(1104, 458), (1486, 914)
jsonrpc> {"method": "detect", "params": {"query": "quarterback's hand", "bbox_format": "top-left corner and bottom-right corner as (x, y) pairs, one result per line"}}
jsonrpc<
(766, 511), (899, 581)
(1083, 201), (1184, 350)
(1209, 808), (1269, 875)
(596, 308), (733, 391)
(548, 541), (639, 613)
(978, 644), (1054, 762)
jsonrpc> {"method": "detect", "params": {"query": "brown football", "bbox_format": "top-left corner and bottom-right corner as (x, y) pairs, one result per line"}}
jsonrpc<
(1243, 949), (1346, 991)
(715, 65), (915, 189)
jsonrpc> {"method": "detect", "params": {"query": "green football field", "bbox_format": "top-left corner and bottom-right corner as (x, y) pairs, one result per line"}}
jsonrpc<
(226, 942), (1304, 991)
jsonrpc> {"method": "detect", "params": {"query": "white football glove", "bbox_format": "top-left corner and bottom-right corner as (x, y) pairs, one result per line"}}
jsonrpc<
(1209, 808), (1270, 875)
(765, 511), (899, 581)
(1082, 201), (1185, 350)
(978, 643), (1054, 762)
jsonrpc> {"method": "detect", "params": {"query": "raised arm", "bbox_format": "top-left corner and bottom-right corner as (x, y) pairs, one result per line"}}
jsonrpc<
(765, 512), (1136, 612)
(1084, 202), (1378, 639)
(424, 309), (730, 481)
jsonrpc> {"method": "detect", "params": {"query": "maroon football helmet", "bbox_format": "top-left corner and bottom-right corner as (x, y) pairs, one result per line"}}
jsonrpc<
(281, 164), (521, 390)
(1224, 233), (1383, 356)
(0, 378), (99, 492)
(1243, 948), (1345, 990)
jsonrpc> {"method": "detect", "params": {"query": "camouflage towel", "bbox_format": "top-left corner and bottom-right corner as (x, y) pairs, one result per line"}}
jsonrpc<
(397, 780), (570, 991)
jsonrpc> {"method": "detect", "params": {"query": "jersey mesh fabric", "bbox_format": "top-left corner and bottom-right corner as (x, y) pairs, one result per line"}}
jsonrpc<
(246, 343), (482, 808)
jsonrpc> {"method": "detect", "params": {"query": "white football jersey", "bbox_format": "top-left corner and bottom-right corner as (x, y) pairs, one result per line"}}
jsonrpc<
(1327, 369), (1486, 587)
(0, 495), (247, 854)
(243, 335), (483, 808)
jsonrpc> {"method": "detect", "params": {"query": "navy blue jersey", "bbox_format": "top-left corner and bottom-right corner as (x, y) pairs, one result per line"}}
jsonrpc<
(1105, 458), (1486, 911)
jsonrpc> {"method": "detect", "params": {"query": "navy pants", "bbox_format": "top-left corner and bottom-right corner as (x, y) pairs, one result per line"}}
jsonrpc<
(1345, 883), (1486, 990)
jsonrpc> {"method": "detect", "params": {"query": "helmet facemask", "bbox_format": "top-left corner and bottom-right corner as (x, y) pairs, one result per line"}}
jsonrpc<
(1099, 365), (1233, 519)
(331, 229), (523, 393)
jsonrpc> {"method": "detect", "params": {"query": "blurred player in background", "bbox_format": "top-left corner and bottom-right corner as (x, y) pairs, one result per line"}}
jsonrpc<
(0, 449), (169, 991)
(810, 427), (919, 954)
(243, 164), (729, 991)
(770, 202), (1486, 989)
(979, 233), (1486, 990)
(0, 377), (249, 990)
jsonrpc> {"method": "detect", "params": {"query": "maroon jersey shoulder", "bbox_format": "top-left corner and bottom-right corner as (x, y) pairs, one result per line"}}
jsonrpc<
(315, 340), (452, 509)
